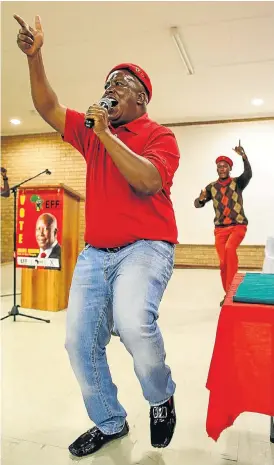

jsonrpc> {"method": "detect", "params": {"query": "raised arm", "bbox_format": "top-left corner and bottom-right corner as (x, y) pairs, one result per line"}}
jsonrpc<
(232, 141), (252, 190)
(14, 14), (66, 134)
(1, 168), (10, 198)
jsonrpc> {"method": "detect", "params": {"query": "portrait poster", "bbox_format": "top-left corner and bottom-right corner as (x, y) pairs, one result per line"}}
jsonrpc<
(16, 187), (63, 270)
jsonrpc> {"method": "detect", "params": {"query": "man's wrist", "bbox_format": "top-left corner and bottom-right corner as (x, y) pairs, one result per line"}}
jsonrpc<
(95, 127), (112, 140)
(27, 49), (42, 61)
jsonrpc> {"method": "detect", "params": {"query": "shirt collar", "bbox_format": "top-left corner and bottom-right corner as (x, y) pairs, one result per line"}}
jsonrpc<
(218, 177), (232, 186)
(39, 240), (58, 255)
(110, 113), (150, 135)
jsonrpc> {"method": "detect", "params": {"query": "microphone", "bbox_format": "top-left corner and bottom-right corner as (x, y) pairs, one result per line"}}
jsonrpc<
(85, 97), (117, 129)
(45, 169), (51, 175)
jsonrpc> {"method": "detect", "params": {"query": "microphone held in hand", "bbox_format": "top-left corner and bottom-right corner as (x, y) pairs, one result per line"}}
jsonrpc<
(85, 98), (117, 129)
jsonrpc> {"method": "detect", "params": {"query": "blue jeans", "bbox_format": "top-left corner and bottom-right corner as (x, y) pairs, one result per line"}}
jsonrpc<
(65, 240), (176, 435)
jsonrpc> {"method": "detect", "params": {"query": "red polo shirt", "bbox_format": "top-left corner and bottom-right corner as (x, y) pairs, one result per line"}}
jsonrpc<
(63, 109), (180, 247)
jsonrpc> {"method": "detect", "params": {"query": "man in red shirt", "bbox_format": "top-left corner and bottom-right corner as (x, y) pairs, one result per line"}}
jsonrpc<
(15, 15), (180, 457)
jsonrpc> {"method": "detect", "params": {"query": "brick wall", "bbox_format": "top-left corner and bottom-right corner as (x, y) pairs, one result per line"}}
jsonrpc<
(1, 132), (86, 263)
(174, 244), (264, 269)
(1, 132), (265, 269)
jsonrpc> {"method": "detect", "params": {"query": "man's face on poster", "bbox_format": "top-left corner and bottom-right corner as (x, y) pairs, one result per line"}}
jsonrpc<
(35, 215), (57, 251)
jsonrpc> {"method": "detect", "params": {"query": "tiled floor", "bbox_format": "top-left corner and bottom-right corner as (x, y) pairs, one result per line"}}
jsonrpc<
(1, 264), (273, 464)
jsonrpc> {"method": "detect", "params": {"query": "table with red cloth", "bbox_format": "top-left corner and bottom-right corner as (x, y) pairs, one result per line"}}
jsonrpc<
(206, 273), (274, 442)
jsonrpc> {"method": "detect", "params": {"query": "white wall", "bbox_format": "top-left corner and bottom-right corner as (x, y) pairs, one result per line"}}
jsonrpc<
(170, 120), (274, 245)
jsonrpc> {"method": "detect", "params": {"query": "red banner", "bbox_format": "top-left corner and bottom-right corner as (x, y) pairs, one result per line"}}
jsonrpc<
(16, 188), (63, 270)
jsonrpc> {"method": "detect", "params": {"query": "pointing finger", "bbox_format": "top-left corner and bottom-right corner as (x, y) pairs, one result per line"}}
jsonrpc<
(13, 14), (27, 28)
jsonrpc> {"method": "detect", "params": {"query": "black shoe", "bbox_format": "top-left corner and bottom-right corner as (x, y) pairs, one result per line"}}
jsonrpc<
(69, 421), (129, 457)
(150, 396), (176, 448)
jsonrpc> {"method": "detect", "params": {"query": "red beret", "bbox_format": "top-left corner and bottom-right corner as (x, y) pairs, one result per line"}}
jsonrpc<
(106, 63), (152, 102)
(216, 156), (233, 168)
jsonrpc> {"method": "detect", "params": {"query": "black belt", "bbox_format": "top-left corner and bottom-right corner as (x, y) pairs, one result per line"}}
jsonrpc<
(85, 243), (130, 253)
(85, 240), (173, 253)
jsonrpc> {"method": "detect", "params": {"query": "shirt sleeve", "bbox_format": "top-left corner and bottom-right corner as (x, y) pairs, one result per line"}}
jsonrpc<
(236, 157), (252, 190)
(194, 184), (212, 208)
(63, 108), (92, 159)
(141, 127), (180, 189)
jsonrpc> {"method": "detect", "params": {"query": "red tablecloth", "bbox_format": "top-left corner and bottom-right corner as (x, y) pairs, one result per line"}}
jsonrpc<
(206, 273), (274, 441)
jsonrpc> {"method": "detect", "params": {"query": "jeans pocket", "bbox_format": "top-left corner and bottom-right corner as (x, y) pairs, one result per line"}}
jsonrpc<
(143, 240), (175, 263)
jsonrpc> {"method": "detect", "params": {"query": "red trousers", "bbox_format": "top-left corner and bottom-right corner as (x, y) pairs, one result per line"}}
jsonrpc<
(214, 225), (247, 293)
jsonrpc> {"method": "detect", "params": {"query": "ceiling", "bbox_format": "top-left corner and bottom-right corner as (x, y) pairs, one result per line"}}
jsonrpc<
(2, 1), (274, 136)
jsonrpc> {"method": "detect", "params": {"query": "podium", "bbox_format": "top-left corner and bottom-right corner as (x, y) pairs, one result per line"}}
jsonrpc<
(20, 184), (84, 311)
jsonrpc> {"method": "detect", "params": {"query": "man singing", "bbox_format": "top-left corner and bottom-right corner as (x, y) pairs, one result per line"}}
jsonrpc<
(194, 142), (252, 306)
(14, 14), (180, 457)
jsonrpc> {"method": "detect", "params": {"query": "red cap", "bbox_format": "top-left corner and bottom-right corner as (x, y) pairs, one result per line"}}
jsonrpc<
(106, 63), (152, 102)
(216, 156), (233, 168)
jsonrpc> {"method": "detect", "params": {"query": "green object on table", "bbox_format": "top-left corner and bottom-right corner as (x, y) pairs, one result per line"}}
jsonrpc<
(233, 273), (274, 305)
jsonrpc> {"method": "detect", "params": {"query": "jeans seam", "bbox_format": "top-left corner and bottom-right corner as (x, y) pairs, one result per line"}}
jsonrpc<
(103, 254), (108, 281)
(91, 294), (114, 420)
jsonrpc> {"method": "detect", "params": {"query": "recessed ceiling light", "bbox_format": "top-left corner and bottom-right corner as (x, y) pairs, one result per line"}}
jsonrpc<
(251, 98), (264, 106)
(10, 118), (21, 125)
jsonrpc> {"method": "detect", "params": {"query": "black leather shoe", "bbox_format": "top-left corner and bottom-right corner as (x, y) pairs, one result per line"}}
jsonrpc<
(69, 421), (129, 457)
(150, 396), (176, 448)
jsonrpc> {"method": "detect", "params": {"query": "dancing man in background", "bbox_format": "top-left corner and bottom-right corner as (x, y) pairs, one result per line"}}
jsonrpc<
(194, 141), (252, 306)
(14, 13), (180, 457)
